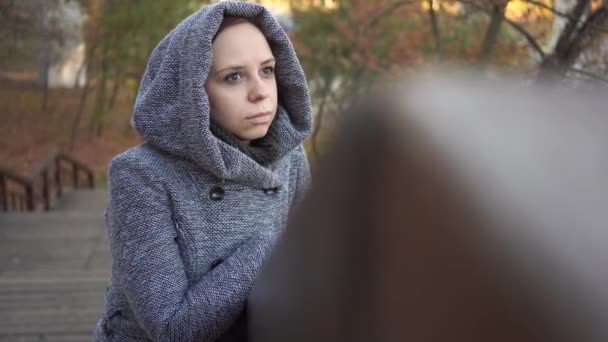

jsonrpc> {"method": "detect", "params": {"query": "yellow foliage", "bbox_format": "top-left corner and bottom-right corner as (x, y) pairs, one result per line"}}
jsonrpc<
(418, 0), (554, 20)
(421, 0), (441, 11)
(591, 0), (604, 10)
(256, 0), (291, 12)
(441, 1), (465, 14)
(505, 0), (554, 21)
(265, 0), (338, 11)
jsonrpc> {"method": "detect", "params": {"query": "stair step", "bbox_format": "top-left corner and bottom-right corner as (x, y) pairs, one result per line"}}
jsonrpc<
(54, 189), (108, 212)
(0, 190), (111, 340)
(0, 333), (95, 342)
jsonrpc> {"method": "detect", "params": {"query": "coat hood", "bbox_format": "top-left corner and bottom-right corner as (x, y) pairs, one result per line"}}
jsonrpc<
(132, 1), (312, 188)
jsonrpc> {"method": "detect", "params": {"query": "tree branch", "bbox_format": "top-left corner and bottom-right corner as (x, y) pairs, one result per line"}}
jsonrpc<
(568, 67), (608, 84)
(367, 0), (418, 28)
(503, 16), (546, 58)
(562, 4), (608, 64)
(523, 0), (608, 35)
(523, 0), (573, 19)
(462, 0), (545, 58)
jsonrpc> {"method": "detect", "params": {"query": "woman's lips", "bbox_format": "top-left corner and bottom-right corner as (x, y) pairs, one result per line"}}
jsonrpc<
(246, 112), (273, 124)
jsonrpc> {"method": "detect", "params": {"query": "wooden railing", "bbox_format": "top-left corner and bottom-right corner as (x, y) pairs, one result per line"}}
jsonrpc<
(0, 150), (95, 212)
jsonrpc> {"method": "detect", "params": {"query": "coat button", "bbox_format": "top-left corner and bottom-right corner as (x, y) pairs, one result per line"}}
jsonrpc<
(210, 258), (223, 270)
(209, 186), (225, 201)
(263, 187), (279, 195)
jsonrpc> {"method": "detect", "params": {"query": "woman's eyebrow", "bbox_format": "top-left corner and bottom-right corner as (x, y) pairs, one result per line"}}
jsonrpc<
(261, 58), (276, 65)
(215, 65), (244, 75)
(214, 58), (275, 75)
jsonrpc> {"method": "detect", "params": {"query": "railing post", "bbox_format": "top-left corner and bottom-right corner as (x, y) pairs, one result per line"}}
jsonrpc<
(73, 163), (79, 189)
(0, 174), (6, 212)
(55, 158), (62, 197)
(42, 167), (50, 211)
(25, 184), (34, 211)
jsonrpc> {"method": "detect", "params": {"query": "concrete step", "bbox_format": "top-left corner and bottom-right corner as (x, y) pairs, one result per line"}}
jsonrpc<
(0, 277), (109, 341)
(0, 211), (110, 276)
(54, 189), (108, 213)
(0, 277), (107, 311)
(0, 191), (111, 341)
(0, 334), (96, 342)
(0, 277), (104, 340)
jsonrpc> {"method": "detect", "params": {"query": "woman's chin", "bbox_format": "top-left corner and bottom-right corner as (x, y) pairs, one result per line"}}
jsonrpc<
(236, 126), (270, 142)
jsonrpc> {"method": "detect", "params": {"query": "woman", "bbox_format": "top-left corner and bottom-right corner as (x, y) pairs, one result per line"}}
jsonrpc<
(93, 1), (312, 341)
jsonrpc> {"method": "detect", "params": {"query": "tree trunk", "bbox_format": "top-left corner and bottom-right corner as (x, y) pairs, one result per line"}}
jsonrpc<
(90, 43), (108, 137)
(37, 0), (50, 111)
(70, 40), (98, 150)
(70, 63), (92, 150)
(546, 0), (579, 52)
(427, 0), (442, 62)
(537, 0), (607, 83)
(478, 2), (507, 69)
(41, 59), (50, 111)
(107, 79), (120, 110)
(311, 76), (333, 162)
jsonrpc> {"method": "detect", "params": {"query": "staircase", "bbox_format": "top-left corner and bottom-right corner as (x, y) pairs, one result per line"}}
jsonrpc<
(0, 190), (110, 342)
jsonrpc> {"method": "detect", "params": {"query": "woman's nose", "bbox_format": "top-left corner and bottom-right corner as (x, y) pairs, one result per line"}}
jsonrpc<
(248, 76), (270, 102)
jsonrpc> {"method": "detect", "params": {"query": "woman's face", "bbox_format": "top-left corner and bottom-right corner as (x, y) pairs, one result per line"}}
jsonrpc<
(205, 21), (278, 142)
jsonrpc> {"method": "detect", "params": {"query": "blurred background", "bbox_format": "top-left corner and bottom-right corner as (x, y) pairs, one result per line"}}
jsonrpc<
(0, 0), (608, 342)
(0, 0), (607, 340)
(1, 0), (607, 179)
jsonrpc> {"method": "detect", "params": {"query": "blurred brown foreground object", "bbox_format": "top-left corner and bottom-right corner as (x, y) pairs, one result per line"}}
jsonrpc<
(249, 75), (608, 342)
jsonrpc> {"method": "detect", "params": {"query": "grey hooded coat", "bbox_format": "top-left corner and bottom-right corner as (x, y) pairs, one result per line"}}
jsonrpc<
(93, 2), (312, 341)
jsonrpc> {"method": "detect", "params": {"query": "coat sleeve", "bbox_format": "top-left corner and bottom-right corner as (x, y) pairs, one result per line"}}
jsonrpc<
(290, 144), (312, 209)
(106, 155), (277, 342)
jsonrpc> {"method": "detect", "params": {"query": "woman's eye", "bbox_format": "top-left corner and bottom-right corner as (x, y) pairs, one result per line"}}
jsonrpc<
(224, 73), (242, 83)
(261, 66), (275, 76)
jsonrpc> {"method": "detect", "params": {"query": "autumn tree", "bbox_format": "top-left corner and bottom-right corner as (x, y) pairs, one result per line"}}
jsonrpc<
(70, 0), (208, 144)
(290, 0), (608, 160)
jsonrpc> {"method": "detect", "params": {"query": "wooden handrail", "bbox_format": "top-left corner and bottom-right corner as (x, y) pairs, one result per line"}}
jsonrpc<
(0, 167), (31, 185)
(0, 167), (32, 211)
(28, 149), (60, 179)
(0, 150), (95, 212)
(57, 151), (95, 188)
(57, 152), (94, 176)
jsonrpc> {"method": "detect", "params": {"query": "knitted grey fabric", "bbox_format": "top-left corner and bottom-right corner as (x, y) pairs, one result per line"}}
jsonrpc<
(93, 1), (312, 341)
